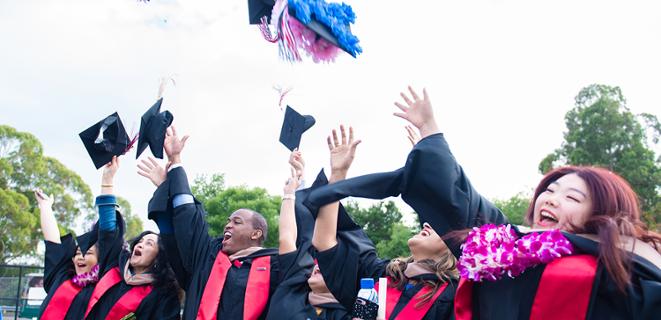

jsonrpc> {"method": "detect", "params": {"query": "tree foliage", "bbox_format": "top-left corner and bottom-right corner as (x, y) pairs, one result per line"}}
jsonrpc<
(539, 84), (660, 228)
(0, 125), (94, 263)
(116, 196), (144, 240)
(492, 193), (530, 226)
(345, 200), (413, 258)
(202, 186), (281, 249)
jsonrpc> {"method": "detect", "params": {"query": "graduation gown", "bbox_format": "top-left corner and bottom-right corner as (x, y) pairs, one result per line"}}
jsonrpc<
(265, 170), (351, 320)
(402, 133), (661, 319)
(39, 234), (95, 320)
(316, 237), (457, 320)
(150, 166), (280, 320)
(296, 171), (456, 319)
(267, 246), (351, 320)
(85, 210), (181, 320)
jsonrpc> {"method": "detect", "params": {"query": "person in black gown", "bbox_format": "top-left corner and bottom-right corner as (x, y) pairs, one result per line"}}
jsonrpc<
(309, 125), (458, 320)
(266, 147), (350, 320)
(142, 126), (281, 320)
(302, 86), (661, 319)
(84, 156), (181, 320)
(36, 189), (99, 320)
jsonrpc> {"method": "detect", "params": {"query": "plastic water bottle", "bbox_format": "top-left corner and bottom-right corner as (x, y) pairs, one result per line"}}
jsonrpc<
(351, 278), (379, 320)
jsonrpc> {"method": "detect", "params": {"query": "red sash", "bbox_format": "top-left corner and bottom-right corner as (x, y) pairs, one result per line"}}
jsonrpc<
(530, 255), (597, 320)
(197, 251), (272, 320)
(41, 279), (82, 319)
(375, 277), (448, 319)
(453, 255), (598, 320)
(86, 267), (122, 318)
(105, 285), (153, 320)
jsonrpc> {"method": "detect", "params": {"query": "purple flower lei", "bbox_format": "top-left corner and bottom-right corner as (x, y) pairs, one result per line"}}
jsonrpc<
(72, 264), (100, 288)
(458, 224), (574, 282)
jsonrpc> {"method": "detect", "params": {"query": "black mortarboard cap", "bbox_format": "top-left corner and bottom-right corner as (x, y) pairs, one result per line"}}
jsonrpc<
(79, 112), (130, 169)
(76, 223), (98, 256)
(136, 98), (173, 159)
(279, 105), (315, 151)
(248, 0), (276, 24)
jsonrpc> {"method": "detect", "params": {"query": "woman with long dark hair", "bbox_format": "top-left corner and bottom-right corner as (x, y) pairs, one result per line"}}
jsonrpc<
(310, 126), (458, 320)
(84, 156), (181, 319)
(392, 86), (661, 319)
(36, 189), (100, 319)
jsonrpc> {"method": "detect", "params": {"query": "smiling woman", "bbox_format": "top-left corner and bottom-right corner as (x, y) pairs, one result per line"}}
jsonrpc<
(83, 156), (182, 320)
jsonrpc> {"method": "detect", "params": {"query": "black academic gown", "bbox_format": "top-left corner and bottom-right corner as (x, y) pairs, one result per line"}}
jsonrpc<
(85, 211), (180, 320)
(151, 166), (280, 320)
(398, 133), (661, 319)
(315, 237), (457, 320)
(266, 247), (350, 320)
(302, 133), (661, 319)
(264, 170), (351, 320)
(39, 234), (95, 320)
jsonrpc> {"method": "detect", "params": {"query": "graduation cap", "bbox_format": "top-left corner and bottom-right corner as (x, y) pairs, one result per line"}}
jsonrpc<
(79, 112), (131, 169)
(252, 0), (361, 62)
(279, 105), (315, 151)
(136, 98), (173, 159)
(248, 0), (276, 24)
(76, 223), (98, 256)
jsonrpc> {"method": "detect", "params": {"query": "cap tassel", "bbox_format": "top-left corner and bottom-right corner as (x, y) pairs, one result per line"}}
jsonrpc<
(259, 16), (280, 43)
(124, 123), (139, 154)
(277, 6), (301, 62)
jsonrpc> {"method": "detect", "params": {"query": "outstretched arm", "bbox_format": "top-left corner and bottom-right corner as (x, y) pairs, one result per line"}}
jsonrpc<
(36, 190), (60, 243)
(278, 149), (304, 254)
(312, 125), (361, 252)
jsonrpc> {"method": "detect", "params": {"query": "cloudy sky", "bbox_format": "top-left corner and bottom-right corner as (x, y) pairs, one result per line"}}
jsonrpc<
(1, 0), (659, 232)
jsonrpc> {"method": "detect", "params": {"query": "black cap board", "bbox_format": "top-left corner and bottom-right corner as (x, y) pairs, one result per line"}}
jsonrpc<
(279, 105), (315, 151)
(76, 223), (98, 256)
(79, 112), (130, 169)
(136, 98), (173, 159)
(248, 0), (276, 24)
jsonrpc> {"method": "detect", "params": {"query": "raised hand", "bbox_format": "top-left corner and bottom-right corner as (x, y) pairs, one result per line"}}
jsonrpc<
(100, 156), (119, 194)
(288, 148), (305, 178)
(394, 86), (440, 139)
(164, 125), (189, 165)
(137, 156), (167, 187)
(327, 125), (361, 182)
(405, 125), (420, 146)
(34, 189), (54, 209)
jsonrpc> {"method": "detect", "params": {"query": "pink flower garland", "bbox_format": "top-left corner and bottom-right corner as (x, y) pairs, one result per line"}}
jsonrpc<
(458, 224), (574, 282)
(72, 264), (100, 288)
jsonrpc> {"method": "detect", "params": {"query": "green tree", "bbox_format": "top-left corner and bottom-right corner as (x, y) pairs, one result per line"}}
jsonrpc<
(0, 188), (35, 263)
(116, 196), (144, 240)
(346, 200), (414, 258)
(492, 193), (530, 226)
(0, 125), (93, 263)
(191, 173), (225, 204)
(539, 84), (660, 228)
(204, 186), (281, 248)
(375, 222), (415, 258)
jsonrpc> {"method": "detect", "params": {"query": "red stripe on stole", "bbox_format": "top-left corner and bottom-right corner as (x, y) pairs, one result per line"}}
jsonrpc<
(41, 279), (82, 319)
(85, 267), (122, 318)
(105, 284), (153, 320)
(196, 252), (272, 320)
(530, 254), (597, 320)
(375, 277), (448, 319)
(453, 255), (598, 320)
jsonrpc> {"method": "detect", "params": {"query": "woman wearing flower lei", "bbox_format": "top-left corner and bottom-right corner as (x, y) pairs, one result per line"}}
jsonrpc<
(302, 86), (661, 319)
(36, 189), (100, 319)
